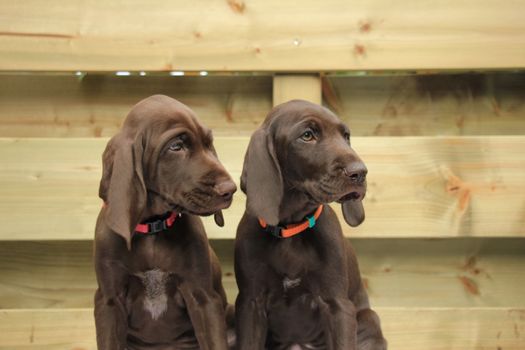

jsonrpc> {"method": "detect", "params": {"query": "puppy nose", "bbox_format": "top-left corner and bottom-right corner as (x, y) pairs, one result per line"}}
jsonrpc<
(214, 180), (237, 200)
(343, 163), (368, 184)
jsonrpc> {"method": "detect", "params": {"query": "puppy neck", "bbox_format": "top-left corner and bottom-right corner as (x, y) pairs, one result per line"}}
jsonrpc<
(278, 188), (320, 225)
(139, 190), (178, 223)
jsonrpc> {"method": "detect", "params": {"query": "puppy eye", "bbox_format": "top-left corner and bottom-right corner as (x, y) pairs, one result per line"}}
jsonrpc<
(300, 130), (315, 142)
(344, 132), (350, 144)
(168, 140), (184, 152)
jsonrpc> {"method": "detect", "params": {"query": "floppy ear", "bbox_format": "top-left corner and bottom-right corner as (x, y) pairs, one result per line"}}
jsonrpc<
(240, 128), (283, 225)
(341, 200), (365, 227)
(99, 133), (147, 249)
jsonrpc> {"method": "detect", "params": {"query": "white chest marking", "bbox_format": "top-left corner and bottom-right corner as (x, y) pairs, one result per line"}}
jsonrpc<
(283, 276), (302, 291)
(136, 269), (169, 320)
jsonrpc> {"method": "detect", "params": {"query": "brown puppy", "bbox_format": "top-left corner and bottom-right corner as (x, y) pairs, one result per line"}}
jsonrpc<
(235, 100), (386, 350)
(94, 95), (236, 350)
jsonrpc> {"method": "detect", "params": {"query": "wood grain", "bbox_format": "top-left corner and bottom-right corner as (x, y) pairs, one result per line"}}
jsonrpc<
(1, 73), (524, 138)
(327, 73), (525, 136)
(0, 74), (272, 137)
(380, 307), (525, 350)
(1, 307), (523, 349)
(273, 75), (322, 105)
(1, 0), (524, 71)
(1, 239), (524, 309)
(0, 240), (233, 309)
(0, 136), (524, 240)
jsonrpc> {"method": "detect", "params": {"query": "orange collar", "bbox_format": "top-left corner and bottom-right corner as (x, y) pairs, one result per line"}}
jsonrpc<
(258, 205), (324, 239)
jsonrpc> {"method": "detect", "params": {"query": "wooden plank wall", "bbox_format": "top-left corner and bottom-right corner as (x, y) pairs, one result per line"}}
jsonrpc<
(1, 73), (523, 138)
(0, 75), (273, 137)
(324, 73), (525, 136)
(1, 0), (525, 71)
(0, 71), (524, 349)
(0, 0), (524, 348)
(1, 238), (524, 348)
(2, 308), (524, 350)
(1, 135), (524, 240)
(2, 239), (524, 309)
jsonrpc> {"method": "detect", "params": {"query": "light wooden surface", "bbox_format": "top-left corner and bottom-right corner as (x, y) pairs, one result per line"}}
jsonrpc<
(1, 307), (523, 349)
(328, 73), (525, 136)
(1, 239), (524, 309)
(1, 0), (525, 71)
(0, 309), (96, 350)
(0, 74), (272, 137)
(273, 75), (322, 105)
(380, 307), (525, 350)
(0, 136), (524, 240)
(1, 73), (524, 138)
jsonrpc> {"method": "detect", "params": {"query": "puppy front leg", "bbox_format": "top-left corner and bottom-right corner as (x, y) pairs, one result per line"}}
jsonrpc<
(235, 292), (267, 350)
(356, 308), (387, 350)
(94, 260), (129, 350)
(318, 297), (358, 350)
(353, 286), (387, 350)
(94, 288), (128, 350)
(180, 285), (229, 350)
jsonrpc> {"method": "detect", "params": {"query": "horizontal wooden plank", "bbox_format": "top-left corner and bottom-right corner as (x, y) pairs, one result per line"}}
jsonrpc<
(1, 239), (524, 309)
(0, 309), (95, 350)
(380, 308), (525, 350)
(0, 74), (272, 137)
(1, 307), (523, 349)
(1, 1), (525, 71)
(0, 136), (524, 239)
(325, 72), (525, 136)
(355, 238), (525, 308)
(1, 73), (524, 139)
(0, 240), (232, 309)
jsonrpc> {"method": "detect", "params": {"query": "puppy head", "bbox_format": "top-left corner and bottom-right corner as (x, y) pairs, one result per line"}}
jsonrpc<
(241, 99), (366, 227)
(99, 95), (236, 248)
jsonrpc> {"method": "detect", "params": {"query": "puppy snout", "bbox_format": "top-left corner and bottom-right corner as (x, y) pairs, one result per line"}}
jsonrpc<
(214, 180), (237, 201)
(343, 163), (367, 184)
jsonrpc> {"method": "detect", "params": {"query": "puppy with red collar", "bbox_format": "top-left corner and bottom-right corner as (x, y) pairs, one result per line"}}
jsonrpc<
(94, 95), (236, 350)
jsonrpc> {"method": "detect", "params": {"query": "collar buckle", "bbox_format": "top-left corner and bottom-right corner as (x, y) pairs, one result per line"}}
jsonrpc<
(265, 225), (284, 239)
(149, 220), (167, 234)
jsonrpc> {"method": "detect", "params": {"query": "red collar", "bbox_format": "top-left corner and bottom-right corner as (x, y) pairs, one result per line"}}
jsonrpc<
(102, 202), (179, 235)
(135, 211), (179, 234)
(258, 205), (324, 239)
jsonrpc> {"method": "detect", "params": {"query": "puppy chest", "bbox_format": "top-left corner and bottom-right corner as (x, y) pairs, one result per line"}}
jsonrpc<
(130, 269), (185, 321)
(269, 239), (321, 277)
(267, 294), (324, 344)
